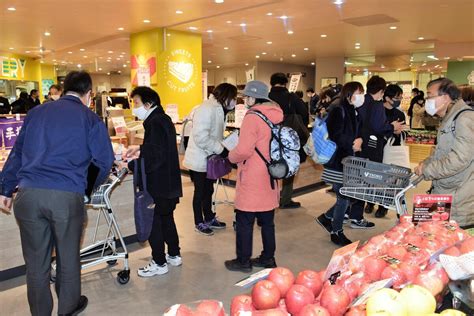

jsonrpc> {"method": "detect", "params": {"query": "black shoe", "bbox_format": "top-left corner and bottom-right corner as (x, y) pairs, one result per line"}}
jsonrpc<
(207, 217), (226, 229)
(250, 256), (277, 268)
(330, 231), (352, 246)
(350, 219), (375, 229)
(280, 200), (301, 209)
(375, 207), (388, 218)
(59, 295), (88, 316)
(316, 214), (332, 234)
(224, 259), (252, 273)
(364, 204), (374, 214)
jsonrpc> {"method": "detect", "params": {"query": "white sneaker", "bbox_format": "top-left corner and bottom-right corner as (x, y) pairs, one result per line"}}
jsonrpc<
(137, 260), (168, 277)
(166, 254), (183, 267)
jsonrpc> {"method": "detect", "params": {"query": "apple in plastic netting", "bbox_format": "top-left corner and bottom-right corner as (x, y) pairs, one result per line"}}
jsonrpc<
(319, 284), (351, 316)
(267, 267), (295, 298)
(252, 280), (281, 310)
(381, 265), (407, 290)
(363, 255), (388, 282)
(414, 271), (444, 296)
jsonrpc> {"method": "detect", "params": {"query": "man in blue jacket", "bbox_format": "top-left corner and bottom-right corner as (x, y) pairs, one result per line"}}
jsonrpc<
(0, 71), (114, 316)
(349, 76), (404, 227)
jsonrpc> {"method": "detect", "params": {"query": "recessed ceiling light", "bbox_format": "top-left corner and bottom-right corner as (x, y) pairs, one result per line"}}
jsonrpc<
(44, 31), (51, 36)
(80, 48), (85, 51)
(77, 64), (82, 68)
(143, 19), (151, 23)
(117, 27), (124, 31)
(116, 57), (121, 60)
(389, 26), (397, 30)
(216, 65), (221, 68)
(107, 72), (110, 75)
(208, 60), (212, 64)
(123, 64), (127, 68)
(99, 68), (102, 71)
(240, 23), (246, 27)
(189, 26), (198, 30)
(266, 12), (273, 16)
(287, 30), (294, 35)
(224, 47), (229, 50)
(256, 55), (260, 58)
(83, 55), (88, 58)
(418, 37), (424, 40)
(280, 15), (288, 20)
(108, 50), (113, 53)
(107, 60), (111, 63)
(355, 42), (360, 46)
(355, 46), (360, 49)
(52, 59), (56, 62)
(333, 0), (344, 4)
(311, 62), (315, 66)
(40, 60), (44, 64)
(25, 50), (31, 53)
(291, 54), (296, 58)
(7, 7), (16, 11)
(118, 70), (122, 74)
(167, 33), (171, 37)
(266, 41), (273, 45)
(9, 47), (14, 50)
(304, 48), (309, 51)
(226, 20), (232, 24)
(245, 63), (249, 66)
(207, 30), (213, 33)
(176, 10), (183, 14)
(68, 51), (72, 54)
(262, 52), (267, 55)
(320, 34), (327, 38)
(215, 0), (224, 3)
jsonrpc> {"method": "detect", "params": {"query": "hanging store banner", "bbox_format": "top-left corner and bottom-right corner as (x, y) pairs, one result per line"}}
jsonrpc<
(0, 115), (25, 170)
(137, 67), (151, 87)
(131, 53), (157, 85)
(245, 67), (255, 82)
(288, 74), (302, 93)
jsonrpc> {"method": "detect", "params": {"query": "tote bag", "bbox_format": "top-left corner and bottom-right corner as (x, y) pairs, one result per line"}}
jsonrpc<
(383, 135), (410, 169)
(206, 154), (232, 180)
(133, 159), (155, 242)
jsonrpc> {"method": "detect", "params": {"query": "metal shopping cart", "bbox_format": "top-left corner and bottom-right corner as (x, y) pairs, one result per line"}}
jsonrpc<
(52, 167), (131, 285)
(339, 157), (424, 215)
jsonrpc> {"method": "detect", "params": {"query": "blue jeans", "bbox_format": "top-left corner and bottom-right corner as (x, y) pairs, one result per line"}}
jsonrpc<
(325, 183), (350, 232)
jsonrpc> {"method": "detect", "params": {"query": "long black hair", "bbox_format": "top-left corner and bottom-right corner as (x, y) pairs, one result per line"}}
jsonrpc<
(212, 83), (238, 106)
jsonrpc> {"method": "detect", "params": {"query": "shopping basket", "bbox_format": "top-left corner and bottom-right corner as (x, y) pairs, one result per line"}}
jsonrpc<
(340, 157), (424, 215)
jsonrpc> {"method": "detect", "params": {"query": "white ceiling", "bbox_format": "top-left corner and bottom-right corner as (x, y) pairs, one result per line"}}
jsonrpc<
(1, 0), (473, 74)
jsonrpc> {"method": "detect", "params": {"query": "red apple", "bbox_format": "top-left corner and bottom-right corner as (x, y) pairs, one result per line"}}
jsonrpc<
(252, 280), (281, 310)
(348, 250), (369, 273)
(439, 212), (450, 221)
(285, 284), (315, 315)
(298, 304), (330, 316)
(384, 230), (404, 243)
(443, 246), (461, 257)
(268, 267), (295, 298)
(345, 305), (367, 316)
(317, 269), (327, 283)
(230, 295), (255, 316)
(363, 255), (388, 282)
(295, 270), (323, 297)
(319, 285), (351, 316)
(381, 265), (407, 289)
(403, 234), (423, 247)
(399, 261), (420, 283)
(196, 300), (225, 316)
(339, 272), (367, 302)
(414, 271), (444, 296)
(252, 309), (287, 316)
(459, 237), (474, 255)
(176, 305), (193, 316)
(387, 245), (408, 261)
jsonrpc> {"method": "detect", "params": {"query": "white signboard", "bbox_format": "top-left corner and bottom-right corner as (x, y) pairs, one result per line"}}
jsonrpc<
(245, 67), (255, 82)
(234, 104), (247, 128)
(165, 104), (179, 123)
(288, 74), (302, 92)
(137, 66), (151, 87)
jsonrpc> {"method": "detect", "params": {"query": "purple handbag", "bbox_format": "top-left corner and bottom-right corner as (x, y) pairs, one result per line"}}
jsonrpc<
(206, 154), (232, 180)
(133, 159), (155, 242)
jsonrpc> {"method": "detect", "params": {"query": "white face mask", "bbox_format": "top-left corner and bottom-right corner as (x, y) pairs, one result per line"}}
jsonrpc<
(225, 99), (237, 111)
(133, 106), (148, 120)
(425, 98), (438, 116)
(353, 94), (365, 108)
(51, 95), (60, 101)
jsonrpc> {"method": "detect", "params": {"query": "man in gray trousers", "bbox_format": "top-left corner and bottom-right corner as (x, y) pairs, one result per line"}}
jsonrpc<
(0, 71), (114, 316)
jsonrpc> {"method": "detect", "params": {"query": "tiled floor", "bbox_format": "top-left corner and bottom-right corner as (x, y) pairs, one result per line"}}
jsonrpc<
(0, 175), (430, 315)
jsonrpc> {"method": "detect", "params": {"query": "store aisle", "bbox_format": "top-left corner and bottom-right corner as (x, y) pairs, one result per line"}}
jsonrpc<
(0, 175), (429, 315)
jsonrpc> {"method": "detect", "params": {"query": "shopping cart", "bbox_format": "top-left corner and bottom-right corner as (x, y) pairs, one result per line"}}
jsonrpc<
(339, 157), (424, 215)
(52, 167), (131, 285)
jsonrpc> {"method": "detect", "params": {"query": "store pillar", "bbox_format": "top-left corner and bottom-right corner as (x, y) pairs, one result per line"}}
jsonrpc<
(315, 57), (345, 91)
(130, 28), (202, 118)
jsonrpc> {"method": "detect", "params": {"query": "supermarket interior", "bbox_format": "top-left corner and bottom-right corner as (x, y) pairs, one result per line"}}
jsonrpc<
(0, 0), (474, 315)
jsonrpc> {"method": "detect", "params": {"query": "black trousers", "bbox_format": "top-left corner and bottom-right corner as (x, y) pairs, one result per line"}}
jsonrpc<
(149, 198), (180, 265)
(192, 171), (216, 225)
(349, 199), (366, 221)
(14, 188), (84, 316)
(235, 210), (276, 263)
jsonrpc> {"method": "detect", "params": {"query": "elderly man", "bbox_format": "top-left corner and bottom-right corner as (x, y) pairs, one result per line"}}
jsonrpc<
(415, 78), (474, 229)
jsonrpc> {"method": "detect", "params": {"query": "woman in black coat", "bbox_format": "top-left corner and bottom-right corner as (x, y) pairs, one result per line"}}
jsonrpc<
(315, 82), (365, 246)
(125, 86), (183, 278)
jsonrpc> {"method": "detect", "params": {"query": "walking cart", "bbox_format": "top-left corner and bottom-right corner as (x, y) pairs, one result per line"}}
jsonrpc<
(52, 167), (131, 285)
(339, 157), (424, 215)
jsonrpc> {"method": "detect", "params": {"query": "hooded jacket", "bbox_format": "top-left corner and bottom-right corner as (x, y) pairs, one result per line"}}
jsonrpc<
(423, 99), (474, 228)
(229, 103), (284, 212)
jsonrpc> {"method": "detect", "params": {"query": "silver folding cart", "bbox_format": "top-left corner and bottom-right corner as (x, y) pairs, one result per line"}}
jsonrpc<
(52, 167), (130, 285)
(339, 157), (424, 215)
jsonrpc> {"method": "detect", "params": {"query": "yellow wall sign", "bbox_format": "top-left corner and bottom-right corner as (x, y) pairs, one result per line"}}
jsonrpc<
(0, 56), (27, 79)
(163, 48), (198, 94)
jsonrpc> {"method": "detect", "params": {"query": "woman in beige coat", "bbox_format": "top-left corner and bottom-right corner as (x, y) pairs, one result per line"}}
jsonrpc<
(412, 97), (426, 129)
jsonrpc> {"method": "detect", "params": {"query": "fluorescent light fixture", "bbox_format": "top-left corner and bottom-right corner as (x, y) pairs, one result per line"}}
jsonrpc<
(418, 37), (424, 40)
(9, 47), (14, 50)
(427, 55), (439, 60)
(334, 0), (344, 4)
(189, 26), (198, 30)
(176, 10), (183, 14)
(320, 34), (327, 38)
(344, 61), (353, 65)
(304, 48), (309, 51)
(117, 27), (124, 31)
(355, 46), (360, 49)
(390, 26), (397, 30)
(267, 41), (273, 45)
(287, 30), (294, 35)
(355, 42), (360, 46)
(280, 15), (288, 20)
(7, 7), (16, 11)
(443, 57), (450, 60)
(44, 31), (51, 36)
(215, 0), (224, 3)
(143, 19), (151, 23)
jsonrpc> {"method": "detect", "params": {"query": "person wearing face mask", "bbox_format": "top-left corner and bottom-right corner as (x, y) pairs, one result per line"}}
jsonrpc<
(351, 75), (404, 224)
(43, 84), (63, 103)
(307, 88), (320, 115)
(224, 80), (283, 272)
(0, 71), (114, 316)
(124, 86), (183, 277)
(415, 78), (474, 229)
(371, 84), (407, 218)
(411, 92), (426, 130)
(315, 82), (364, 246)
(183, 83), (237, 236)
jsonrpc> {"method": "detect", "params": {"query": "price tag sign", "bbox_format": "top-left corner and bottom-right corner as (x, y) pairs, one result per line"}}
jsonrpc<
(324, 241), (359, 282)
(413, 194), (452, 223)
(234, 268), (273, 288)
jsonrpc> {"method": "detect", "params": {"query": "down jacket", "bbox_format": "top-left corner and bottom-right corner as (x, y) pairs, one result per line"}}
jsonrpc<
(423, 99), (474, 228)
